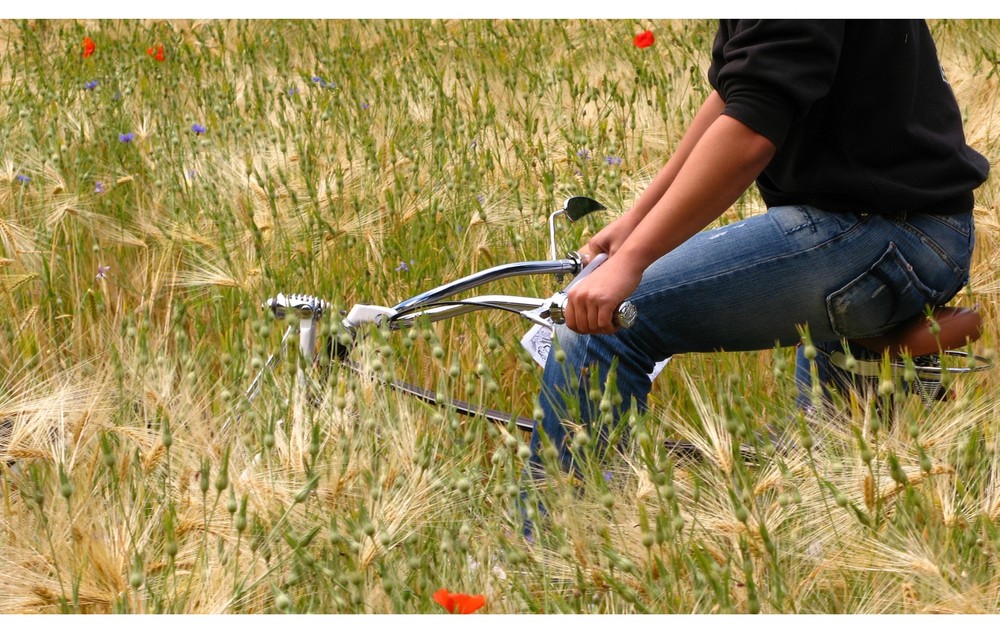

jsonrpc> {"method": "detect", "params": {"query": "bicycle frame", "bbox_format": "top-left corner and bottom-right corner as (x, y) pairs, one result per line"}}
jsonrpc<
(242, 197), (628, 432)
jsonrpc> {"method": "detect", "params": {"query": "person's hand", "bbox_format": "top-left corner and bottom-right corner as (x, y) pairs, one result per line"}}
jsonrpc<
(564, 257), (643, 335)
(577, 215), (636, 266)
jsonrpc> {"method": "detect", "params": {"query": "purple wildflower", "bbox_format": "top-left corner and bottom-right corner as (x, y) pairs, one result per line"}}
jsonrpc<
(361, 102), (369, 110)
(605, 156), (623, 166)
(395, 260), (413, 273)
(119, 132), (134, 143)
(311, 76), (322, 83)
(191, 123), (206, 135)
(16, 174), (30, 184)
(96, 265), (110, 279)
(84, 80), (99, 90)
(577, 148), (591, 159)
(94, 181), (105, 193)
(287, 87), (298, 96)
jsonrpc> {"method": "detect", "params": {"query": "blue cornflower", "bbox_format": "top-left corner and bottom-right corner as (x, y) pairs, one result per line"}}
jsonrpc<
(312, 76), (322, 83)
(577, 148), (591, 160)
(605, 156), (623, 166)
(96, 265), (110, 279)
(395, 260), (413, 273)
(191, 123), (206, 135)
(94, 181), (105, 193)
(361, 102), (369, 110)
(119, 132), (134, 143)
(84, 80), (99, 90)
(16, 174), (30, 184)
(287, 87), (298, 96)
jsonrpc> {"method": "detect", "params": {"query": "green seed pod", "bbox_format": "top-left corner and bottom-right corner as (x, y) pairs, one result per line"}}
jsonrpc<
(920, 452), (933, 473)
(130, 571), (144, 590)
(861, 446), (873, 465)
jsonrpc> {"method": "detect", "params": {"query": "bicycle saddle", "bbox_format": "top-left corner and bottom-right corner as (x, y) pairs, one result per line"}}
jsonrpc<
(851, 306), (983, 358)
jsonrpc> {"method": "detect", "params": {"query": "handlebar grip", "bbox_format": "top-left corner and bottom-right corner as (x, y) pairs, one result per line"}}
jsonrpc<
(614, 300), (638, 329)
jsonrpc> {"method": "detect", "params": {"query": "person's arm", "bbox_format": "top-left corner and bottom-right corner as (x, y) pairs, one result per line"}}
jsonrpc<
(564, 110), (776, 334)
(579, 90), (728, 263)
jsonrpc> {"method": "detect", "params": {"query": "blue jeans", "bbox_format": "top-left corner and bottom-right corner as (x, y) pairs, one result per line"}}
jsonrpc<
(527, 205), (974, 481)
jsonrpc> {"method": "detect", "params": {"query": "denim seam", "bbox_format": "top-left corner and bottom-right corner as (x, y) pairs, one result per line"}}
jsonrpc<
(891, 218), (969, 276)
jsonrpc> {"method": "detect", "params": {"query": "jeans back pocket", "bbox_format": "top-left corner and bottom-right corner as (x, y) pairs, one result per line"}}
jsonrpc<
(826, 242), (938, 339)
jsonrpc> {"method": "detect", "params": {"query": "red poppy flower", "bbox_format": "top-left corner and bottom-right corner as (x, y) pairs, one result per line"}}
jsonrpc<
(432, 588), (485, 614)
(633, 30), (655, 48)
(82, 37), (96, 58)
(147, 45), (165, 62)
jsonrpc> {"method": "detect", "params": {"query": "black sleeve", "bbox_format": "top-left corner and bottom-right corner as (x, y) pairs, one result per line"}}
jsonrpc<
(708, 20), (845, 147)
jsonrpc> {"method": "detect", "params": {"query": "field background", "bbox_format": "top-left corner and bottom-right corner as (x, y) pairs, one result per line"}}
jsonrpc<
(1, 19), (999, 614)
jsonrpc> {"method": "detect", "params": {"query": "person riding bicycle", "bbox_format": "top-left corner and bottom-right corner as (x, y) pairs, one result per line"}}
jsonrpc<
(525, 20), (990, 502)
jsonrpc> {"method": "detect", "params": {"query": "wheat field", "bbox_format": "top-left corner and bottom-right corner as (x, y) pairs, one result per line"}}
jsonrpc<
(0, 19), (999, 614)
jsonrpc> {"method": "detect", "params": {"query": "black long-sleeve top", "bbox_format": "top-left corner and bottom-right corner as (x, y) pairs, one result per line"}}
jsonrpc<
(708, 19), (990, 216)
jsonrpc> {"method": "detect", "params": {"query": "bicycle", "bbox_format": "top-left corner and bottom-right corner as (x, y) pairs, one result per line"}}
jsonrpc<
(242, 196), (992, 442)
